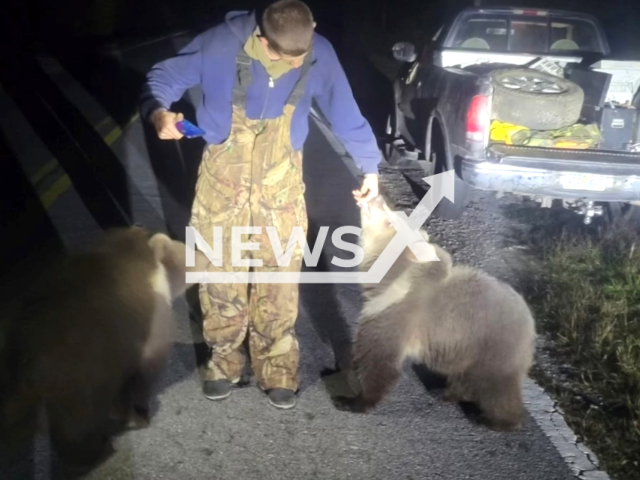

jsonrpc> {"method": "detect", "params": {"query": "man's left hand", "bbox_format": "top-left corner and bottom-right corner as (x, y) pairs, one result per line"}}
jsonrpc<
(353, 174), (379, 204)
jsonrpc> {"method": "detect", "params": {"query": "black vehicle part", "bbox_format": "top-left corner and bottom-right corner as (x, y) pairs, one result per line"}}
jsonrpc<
(428, 119), (469, 220)
(603, 202), (640, 230)
(599, 106), (640, 151)
(384, 87), (400, 161)
(489, 68), (584, 131)
(565, 63), (611, 110)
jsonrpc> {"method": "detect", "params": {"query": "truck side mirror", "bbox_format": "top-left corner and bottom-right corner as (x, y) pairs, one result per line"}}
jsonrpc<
(392, 42), (417, 63)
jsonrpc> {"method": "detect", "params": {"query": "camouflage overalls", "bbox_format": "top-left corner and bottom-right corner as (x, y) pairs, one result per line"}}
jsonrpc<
(189, 46), (311, 392)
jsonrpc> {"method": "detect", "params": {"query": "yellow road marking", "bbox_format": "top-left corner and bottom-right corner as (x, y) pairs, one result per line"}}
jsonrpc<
(95, 116), (115, 132)
(40, 174), (72, 210)
(37, 112), (141, 210)
(103, 126), (123, 145)
(99, 112), (140, 148)
(30, 159), (59, 185)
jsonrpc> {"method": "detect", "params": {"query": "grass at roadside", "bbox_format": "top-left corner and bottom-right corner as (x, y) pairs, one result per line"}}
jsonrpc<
(524, 224), (640, 480)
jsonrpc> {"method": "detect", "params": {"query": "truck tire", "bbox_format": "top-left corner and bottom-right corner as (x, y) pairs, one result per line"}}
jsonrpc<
(489, 68), (584, 131)
(428, 120), (469, 220)
(384, 102), (398, 161)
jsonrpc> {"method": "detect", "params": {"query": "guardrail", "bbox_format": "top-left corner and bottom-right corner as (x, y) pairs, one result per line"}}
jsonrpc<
(0, 46), (160, 230)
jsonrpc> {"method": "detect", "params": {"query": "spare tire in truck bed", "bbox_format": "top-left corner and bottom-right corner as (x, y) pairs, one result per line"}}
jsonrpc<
(489, 68), (584, 131)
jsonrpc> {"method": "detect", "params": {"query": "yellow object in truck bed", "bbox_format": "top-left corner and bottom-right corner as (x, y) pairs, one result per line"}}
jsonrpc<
(490, 121), (528, 144)
(489, 120), (602, 149)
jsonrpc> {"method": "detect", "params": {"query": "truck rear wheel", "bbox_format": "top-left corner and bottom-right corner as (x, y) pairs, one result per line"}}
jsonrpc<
(428, 120), (468, 220)
(384, 112), (395, 161)
(384, 84), (403, 161)
(489, 68), (584, 131)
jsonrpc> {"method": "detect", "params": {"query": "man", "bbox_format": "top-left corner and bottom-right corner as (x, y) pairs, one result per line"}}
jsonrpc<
(140, 0), (381, 409)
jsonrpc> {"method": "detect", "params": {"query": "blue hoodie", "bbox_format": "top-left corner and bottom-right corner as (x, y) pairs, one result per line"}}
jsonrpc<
(140, 10), (381, 174)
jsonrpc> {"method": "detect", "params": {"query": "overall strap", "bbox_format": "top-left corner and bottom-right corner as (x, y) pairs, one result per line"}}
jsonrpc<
(284, 47), (313, 107)
(231, 43), (314, 111)
(231, 47), (253, 109)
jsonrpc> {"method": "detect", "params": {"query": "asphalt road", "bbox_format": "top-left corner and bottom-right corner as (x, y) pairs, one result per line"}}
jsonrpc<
(0, 31), (582, 480)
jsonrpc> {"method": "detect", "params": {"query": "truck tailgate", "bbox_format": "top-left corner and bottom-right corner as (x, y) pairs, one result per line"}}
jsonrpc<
(488, 144), (640, 174)
(460, 144), (640, 201)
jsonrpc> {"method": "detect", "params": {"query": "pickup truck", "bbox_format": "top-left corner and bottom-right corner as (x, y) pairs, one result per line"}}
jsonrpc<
(385, 6), (640, 224)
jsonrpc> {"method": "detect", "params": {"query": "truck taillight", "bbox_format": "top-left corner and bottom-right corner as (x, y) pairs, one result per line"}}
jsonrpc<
(466, 95), (490, 143)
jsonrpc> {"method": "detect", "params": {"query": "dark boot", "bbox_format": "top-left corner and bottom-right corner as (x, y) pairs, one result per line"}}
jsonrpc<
(266, 389), (297, 409)
(203, 380), (232, 400)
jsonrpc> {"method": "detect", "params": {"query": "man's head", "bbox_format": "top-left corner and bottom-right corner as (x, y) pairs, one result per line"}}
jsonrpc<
(259, 0), (315, 68)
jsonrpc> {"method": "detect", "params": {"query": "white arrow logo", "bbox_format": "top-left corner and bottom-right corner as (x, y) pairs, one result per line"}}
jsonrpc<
(186, 170), (456, 284)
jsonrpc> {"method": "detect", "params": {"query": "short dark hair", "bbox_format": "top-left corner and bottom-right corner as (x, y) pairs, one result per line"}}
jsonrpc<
(261, 0), (314, 57)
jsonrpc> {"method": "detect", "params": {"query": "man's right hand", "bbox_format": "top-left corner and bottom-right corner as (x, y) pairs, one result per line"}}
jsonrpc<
(151, 108), (184, 140)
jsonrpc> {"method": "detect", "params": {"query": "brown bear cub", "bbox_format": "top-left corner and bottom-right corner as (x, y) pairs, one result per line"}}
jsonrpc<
(0, 226), (209, 472)
(333, 195), (537, 431)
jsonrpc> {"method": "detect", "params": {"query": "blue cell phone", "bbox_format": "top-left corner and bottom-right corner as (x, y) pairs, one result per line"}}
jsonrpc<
(176, 119), (206, 138)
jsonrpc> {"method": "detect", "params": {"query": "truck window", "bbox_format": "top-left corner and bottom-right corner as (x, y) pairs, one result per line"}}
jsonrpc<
(449, 12), (606, 55)
(548, 19), (601, 53)
(451, 15), (509, 51)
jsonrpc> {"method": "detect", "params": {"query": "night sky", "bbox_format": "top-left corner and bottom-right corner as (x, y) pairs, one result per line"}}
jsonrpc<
(4, 0), (639, 59)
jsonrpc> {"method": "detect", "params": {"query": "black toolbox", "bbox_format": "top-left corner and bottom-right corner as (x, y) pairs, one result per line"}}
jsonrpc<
(599, 106), (640, 151)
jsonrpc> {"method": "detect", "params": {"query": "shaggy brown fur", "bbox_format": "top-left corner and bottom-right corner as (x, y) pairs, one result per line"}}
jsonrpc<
(333, 195), (537, 431)
(0, 226), (209, 472)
